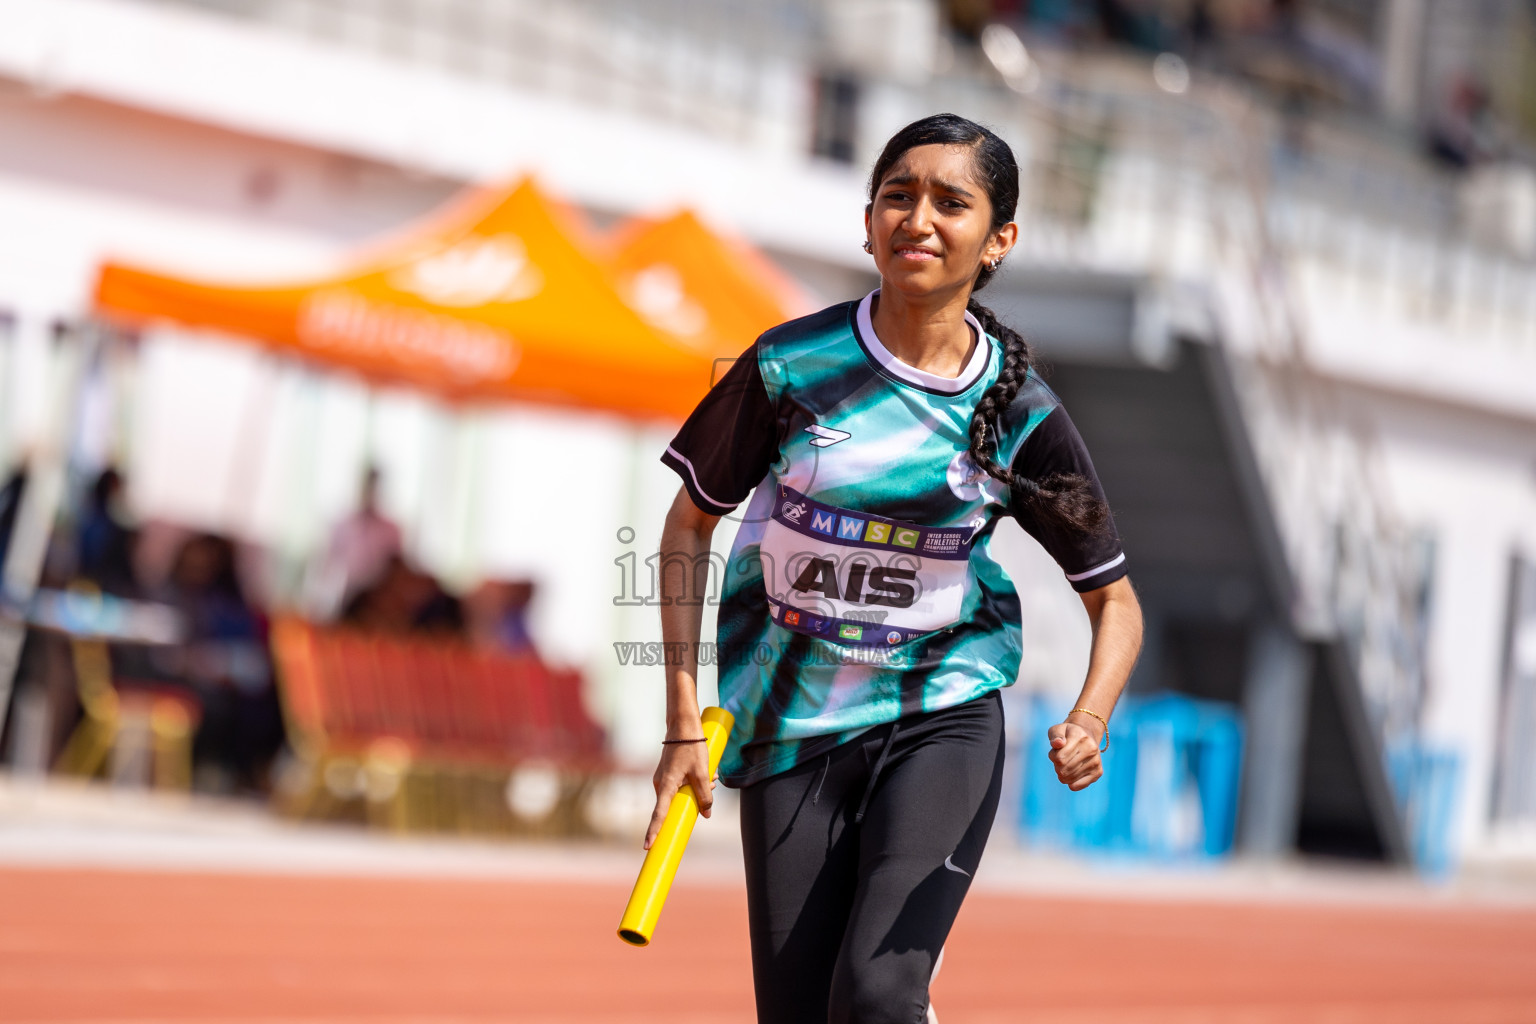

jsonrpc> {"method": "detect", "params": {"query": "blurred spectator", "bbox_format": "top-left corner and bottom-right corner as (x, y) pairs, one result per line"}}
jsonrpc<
(1269, 0), (1299, 40)
(311, 466), (402, 619)
(945, 0), (994, 40)
(1185, 0), (1217, 64)
(1093, 0), (1165, 50)
(152, 533), (282, 793)
(341, 554), (463, 637)
(75, 468), (139, 597)
(464, 578), (539, 655)
(1428, 76), (1503, 170)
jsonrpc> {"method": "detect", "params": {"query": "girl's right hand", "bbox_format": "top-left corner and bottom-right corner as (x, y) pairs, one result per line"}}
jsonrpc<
(644, 737), (715, 850)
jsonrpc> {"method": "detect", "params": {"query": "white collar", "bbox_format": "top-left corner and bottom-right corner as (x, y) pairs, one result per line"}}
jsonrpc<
(855, 290), (990, 394)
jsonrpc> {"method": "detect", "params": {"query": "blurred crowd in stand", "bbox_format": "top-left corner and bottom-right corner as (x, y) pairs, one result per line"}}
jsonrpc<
(0, 457), (539, 796)
(951, 0), (1529, 173)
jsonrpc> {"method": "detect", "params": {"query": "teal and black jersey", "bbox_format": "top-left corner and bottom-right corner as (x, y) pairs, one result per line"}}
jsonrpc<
(661, 291), (1127, 787)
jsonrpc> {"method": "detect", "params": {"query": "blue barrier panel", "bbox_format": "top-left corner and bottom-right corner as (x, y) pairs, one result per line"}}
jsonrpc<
(1386, 739), (1462, 877)
(1018, 692), (1245, 861)
(1194, 711), (1244, 856)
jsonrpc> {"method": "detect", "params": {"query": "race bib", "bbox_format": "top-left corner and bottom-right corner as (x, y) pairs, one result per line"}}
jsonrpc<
(760, 483), (975, 647)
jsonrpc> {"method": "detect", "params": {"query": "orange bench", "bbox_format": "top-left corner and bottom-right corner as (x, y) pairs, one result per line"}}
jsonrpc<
(270, 617), (607, 834)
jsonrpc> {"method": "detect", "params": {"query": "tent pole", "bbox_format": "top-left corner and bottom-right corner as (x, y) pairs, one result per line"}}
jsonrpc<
(222, 351), (281, 546)
(599, 423), (649, 767)
(445, 404), (484, 593)
(0, 318), (101, 742)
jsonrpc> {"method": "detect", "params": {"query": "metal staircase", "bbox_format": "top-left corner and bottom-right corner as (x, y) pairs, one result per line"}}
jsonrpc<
(1005, 63), (1448, 864)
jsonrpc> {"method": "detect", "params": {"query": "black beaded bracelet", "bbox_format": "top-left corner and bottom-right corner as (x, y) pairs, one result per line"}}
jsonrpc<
(661, 737), (708, 745)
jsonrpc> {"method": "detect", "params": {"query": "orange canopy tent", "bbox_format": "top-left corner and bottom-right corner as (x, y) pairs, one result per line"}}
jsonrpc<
(94, 180), (716, 421)
(602, 210), (812, 362)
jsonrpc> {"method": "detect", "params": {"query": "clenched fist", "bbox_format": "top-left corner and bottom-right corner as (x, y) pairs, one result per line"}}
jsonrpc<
(1047, 720), (1104, 791)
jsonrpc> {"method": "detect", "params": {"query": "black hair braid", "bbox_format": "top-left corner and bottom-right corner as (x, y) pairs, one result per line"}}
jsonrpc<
(869, 113), (1109, 534)
(963, 301), (1109, 536)
(964, 298), (1031, 490)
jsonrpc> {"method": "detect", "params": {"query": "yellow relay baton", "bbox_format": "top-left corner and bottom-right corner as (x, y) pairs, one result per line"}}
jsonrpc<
(617, 706), (734, 947)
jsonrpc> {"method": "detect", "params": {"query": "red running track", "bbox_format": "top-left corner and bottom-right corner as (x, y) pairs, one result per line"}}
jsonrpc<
(1, 867), (1534, 1024)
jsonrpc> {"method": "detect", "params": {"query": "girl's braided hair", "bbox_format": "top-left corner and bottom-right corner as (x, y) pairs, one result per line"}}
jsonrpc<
(867, 113), (1108, 535)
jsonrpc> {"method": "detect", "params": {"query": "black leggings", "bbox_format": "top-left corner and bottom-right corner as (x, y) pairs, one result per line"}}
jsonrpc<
(739, 690), (1006, 1024)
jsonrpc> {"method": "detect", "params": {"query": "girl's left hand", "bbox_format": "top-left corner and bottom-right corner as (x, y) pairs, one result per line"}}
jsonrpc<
(1047, 721), (1103, 791)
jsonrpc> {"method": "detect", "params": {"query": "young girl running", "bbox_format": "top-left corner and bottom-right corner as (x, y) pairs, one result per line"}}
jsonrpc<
(647, 113), (1143, 1024)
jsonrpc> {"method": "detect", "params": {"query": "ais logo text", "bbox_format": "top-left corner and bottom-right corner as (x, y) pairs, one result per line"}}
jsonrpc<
(791, 559), (917, 607)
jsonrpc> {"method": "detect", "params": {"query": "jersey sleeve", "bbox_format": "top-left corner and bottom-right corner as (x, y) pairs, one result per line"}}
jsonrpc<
(1010, 404), (1128, 593)
(660, 342), (780, 515)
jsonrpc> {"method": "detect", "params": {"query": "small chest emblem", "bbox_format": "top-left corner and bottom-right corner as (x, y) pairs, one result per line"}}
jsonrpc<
(805, 424), (851, 447)
(947, 449), (1008, 505)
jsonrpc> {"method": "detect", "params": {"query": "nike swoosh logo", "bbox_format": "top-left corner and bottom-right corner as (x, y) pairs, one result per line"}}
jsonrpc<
(805, 424), (851, 447)
(943, 854), (971, 877)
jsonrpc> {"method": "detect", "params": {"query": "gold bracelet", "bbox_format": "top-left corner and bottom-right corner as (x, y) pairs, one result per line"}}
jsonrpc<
(1069, 707), (1109, 752)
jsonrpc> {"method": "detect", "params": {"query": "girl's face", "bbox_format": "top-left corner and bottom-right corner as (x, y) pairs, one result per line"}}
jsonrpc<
(865, 143), (1016, 303)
